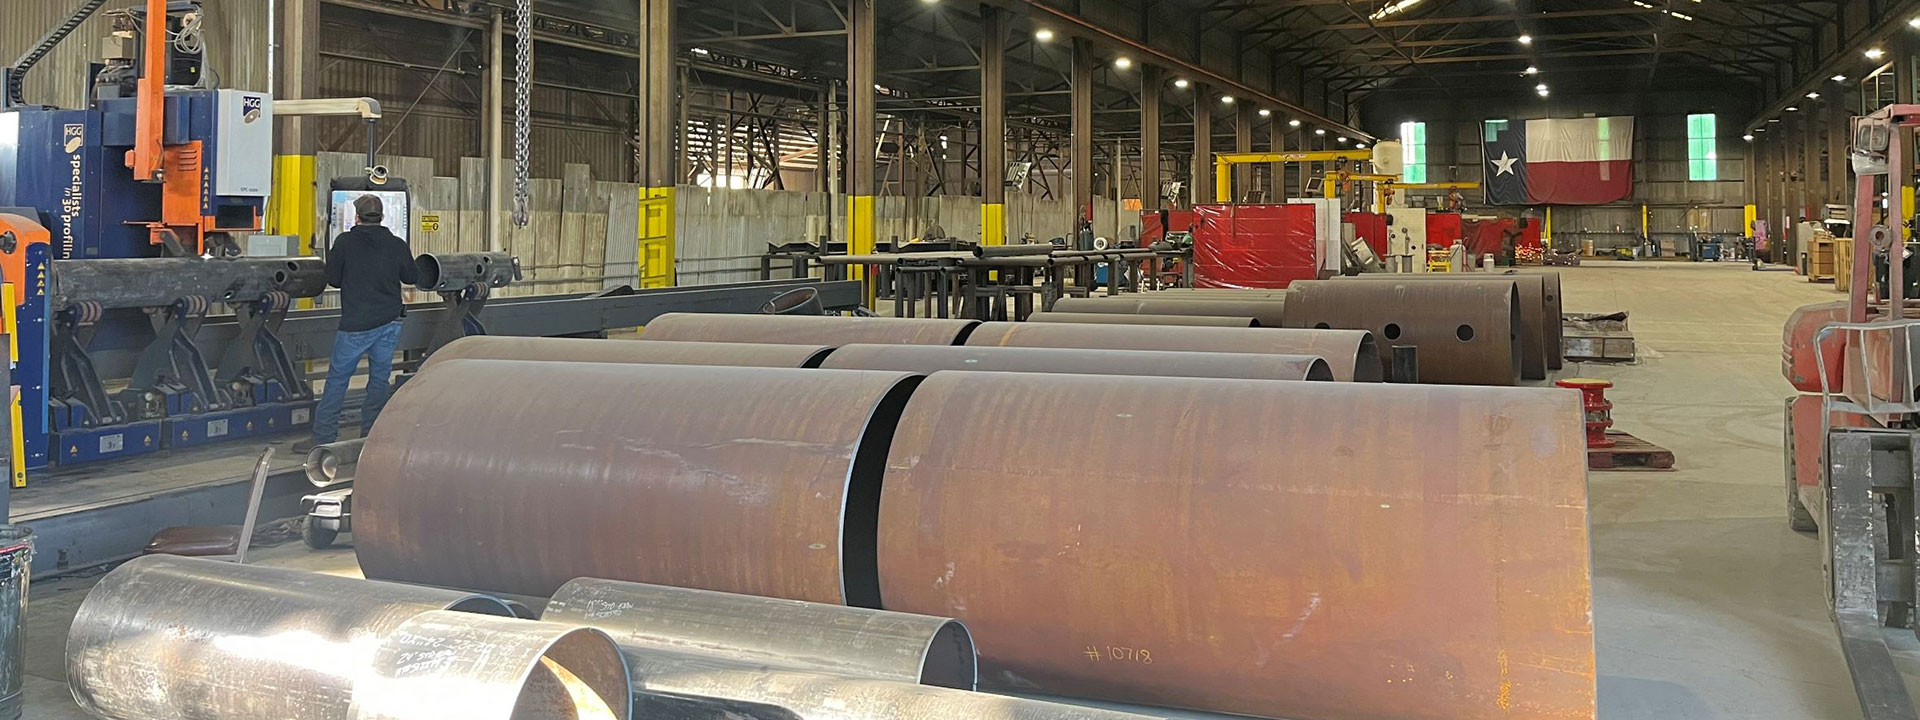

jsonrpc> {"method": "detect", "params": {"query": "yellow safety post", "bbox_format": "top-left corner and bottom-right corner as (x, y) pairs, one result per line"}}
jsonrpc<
(4, 284), (21, 488)
(980, 203), (1006, 246)
(638, 187), (677, 288)
(1544, 206), (1554, 245)
(1640, 204), (1650, 239)
(1744, 204), (1757, 236)
(1906, 186), (1916, 241)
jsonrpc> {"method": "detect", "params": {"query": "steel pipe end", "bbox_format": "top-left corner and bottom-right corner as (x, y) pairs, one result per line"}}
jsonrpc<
(305, 438), (368, 488)
(355, 610), (632, 720)
(918, 620), (979, 690)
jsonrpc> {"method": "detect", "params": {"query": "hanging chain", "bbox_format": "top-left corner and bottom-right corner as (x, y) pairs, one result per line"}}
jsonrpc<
(511, 0), (533, 227)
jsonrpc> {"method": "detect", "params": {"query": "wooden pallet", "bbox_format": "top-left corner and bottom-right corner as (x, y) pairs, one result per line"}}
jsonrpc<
(1588, 430), (1674, 471)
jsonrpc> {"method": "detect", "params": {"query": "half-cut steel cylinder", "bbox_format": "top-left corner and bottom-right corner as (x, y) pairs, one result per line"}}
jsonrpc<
(963, 321), (1380, 382)
(1027, 312), (1260, 328)
(875, 372), (1596, 720)
(1338, 274), (1552, 379)
(354, 360), (922, 603)
(1051, 295), (1289, 327)
(542, 578), (976, 689)
(420, 336), (833, 373)
(642, 313), (978, 346)
(1283, 279), (1522, 385)
(66, 555), (513, 720)
(354, 611), (630, 720)
(821, 344), (1333, 382)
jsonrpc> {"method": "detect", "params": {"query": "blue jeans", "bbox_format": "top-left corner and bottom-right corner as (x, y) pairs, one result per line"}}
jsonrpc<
(311, 321), (402, 444)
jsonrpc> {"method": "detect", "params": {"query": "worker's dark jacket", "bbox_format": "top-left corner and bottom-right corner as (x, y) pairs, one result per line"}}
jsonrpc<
(326, 224), (420, 332)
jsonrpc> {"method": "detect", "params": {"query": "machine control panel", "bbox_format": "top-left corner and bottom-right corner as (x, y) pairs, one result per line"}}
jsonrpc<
(213, 90), (272, 197)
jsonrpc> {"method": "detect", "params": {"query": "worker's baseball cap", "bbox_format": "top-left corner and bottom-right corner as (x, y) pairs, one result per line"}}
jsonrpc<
(355, 195), (384, 223)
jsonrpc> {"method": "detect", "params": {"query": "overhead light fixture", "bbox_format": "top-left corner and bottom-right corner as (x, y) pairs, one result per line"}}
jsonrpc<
(1768, 118), (1780, 123)
(1786, 106), (1799, 111)
(1355, 143), (1367, 149)
(1173, 78), (1190, 89)
(1113, 57), (1132, 70)
(1524, 66), (1539, 75)
(1258, 108), (1272, 117)
(1518, 34), (1533, 45)
(1315, 128), (1326, 136)
(1536, 83), (1548, 92)
(690, 47), (711, 57)
(1538, 88), (1550, 97)
(1910, 16), (1920, 28)
(1370, 0), (1422, 21)
(1220, 95), (1235, 104)
(1867, 47), (1886, 60)
(1289, 119), (1302, 127)
(920, 0), (938, 4)
(1743, 134), (1755, 141)
(1834, 74), (1849, 82)
(1035, 28), (1055, 42)
(1336, 136), (1349, 144)
(1756, 127), (1765, 132)
(1808, 91), (1821, 99)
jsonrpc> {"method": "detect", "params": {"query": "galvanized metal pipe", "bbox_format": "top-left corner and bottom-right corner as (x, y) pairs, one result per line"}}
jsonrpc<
(820, 344), (1334, 382)
(1338, 274), (1552, 380)
(1050, 295), (1288, 327)
(355, 360), (923, 603)
(420, 336), (834, 373)
(305, 437), (366, 488)
(1282, 280), (1523, 386)
(66, 555), (514, 720)
(642, 313), (979, 346)
(541, 578), (977, 689)
(354, 610), (631, 720)
(963, 321), (1380, 382)
(52, 257), (326, 309)
(1027, 312), (1259, 328)
(875, 371), (1596, 720)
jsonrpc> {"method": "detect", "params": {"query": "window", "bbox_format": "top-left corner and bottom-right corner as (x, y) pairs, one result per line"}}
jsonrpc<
(1687, 113), (1717, 181)
(1400, 121), (1427, 183)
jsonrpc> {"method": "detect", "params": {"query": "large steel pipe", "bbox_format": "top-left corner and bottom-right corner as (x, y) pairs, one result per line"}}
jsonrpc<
(66, 555), (513, 720)
(875, 372), (1596, 720)
(642, 313), (978, 346)
(820, 344), (1334, 382)
(1282, 280), (1522, 386)
(1338, 274), (1552, 379)
(354, 360), (923, 603)
(1539, 271), (1565, 369)
(354, 611), (631, 720)
(52, 257), (326, 308)
(1050, 295), (1288, 327)
(415, 251), (521, 292)
(964, 321), (1380, 382)
(421, 336), (834, 373)
(542, 578), (977, 689)
(1027, 312), (1259, 328)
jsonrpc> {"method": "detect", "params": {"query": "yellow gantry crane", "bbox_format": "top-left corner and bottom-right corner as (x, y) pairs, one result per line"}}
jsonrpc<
(1213, 150), (1381, 203)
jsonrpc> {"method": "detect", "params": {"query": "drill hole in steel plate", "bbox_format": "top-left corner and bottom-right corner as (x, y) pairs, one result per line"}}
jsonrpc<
(1314, 322), (1331, 329)
(1383, 323), (1403, 340)
(1457, 325), (1475, 342)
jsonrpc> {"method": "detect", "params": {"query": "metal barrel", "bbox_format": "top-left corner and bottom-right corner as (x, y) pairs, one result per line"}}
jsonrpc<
(1050, 296), (1288, 327)
(820, 344), (1334, 382)
(51, 257), (326, 309)
(66, 555), (514, 720)
(305, 437), (367, 488)
(1282, 279), (1523, 386)
(963, 321), (1380, 382)
(0, 528), (29, 720)
(354, 610), (631, 720)
(1337, 274), (1553, 380)
(420, 336), (834, 374)
(642, 313), (979, 346)
(616, 645), (1167, 720)
(354, 360), (923, 603)
(1026, 312), (1260, 328)
(542, 578), (977, 689)
(414, 251), (520, 292)
(874, 372), (1596, 720)
(1538, 271), (1565, 369)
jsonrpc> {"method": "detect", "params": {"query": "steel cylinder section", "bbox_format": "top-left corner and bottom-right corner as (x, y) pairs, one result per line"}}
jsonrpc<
(353, 360), (923, 603)
(821, 344), (1334, 382)
(65, 555), (514, 720)
(1538, 271), (1565, 369)
(874, 372), (1596, 720)
(354, 611), (629, 720)
(1283, 280), (1523, 386)
(305, 437), (366, 488)
(542, 578), (977, 689)
(642, 313), (980, 346)
(420, 336), (834, 373)
(51, 257), (327, 309)
(964, 321), (1381, 382)
(1050, 295), (1288, 327)
(414, 251), (521, 292)
(1026, 312), (1260, 328)
(1339, 274), (1551, 380)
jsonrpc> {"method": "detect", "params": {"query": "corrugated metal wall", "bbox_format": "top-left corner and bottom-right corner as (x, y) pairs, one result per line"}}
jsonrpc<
(3, 0), (268, 109)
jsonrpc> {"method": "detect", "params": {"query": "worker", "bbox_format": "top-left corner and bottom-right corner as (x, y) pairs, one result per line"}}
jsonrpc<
(299, 195), (419, 452)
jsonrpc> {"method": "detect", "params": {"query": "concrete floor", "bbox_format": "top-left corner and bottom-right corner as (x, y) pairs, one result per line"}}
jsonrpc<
(17, 262), (1882, 719)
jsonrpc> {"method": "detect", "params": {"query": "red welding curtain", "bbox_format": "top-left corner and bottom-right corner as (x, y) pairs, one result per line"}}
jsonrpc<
(1345, 212), (1388, 258)
(1192, 204), (1319, 289)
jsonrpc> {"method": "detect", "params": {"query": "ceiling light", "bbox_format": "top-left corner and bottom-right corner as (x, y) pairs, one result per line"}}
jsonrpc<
(1289, 119), (1302, 127)
(1768, 118), (1779, 123)
(1868, 48), (1886, 60)
(1538, 88), (1550, 97)
(1258, 108), (1272, 117)
(1314, 128), (1326, 136)
(1756, 127), (1765, 132)
(690, 47), (711, 57)
(1035, 28), (1055, 42)
(921, 0), (938, 4)
(1910, 17), (1920, 28)
(1518, 34), (1533, 45)
(1536, 83), (1548, 92)
(1173, 78), (1190, 89)
(1808, 92), (1821, 98)
(1113, 57), (1132, 70)
(1786, 106), (1799, 111)
(1355, 143), (1367, 149)
(1370, 0), (1422, 21)
(1336, 136), (1349, 144)
(1524, 66), (1539, 75)
(1220, 95), (1235, 104)
(1834, 75), (1849, 82)
(1743, 134), (1755, 141)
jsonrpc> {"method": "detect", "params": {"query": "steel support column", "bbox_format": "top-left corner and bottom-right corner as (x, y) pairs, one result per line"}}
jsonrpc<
(1071, 38), (1095, 232)
(1805, 107), (1825, 222)
(638, 0), (677, 286)
(981, 6), (1008, 245)
(1191, 85), (1211, 207)
(269, 0), (321, 244)
(1270, 117), (1286, 201)
(848, 0), (878, 275)
(1234, 103), (1252, 201)
(487, 10), (505, 252)
(1141, 65), (1162, 210)
(1831, 101), (1851, 207)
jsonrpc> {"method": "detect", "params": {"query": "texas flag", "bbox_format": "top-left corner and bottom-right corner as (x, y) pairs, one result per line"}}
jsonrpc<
(1483, 116), (1635, 205)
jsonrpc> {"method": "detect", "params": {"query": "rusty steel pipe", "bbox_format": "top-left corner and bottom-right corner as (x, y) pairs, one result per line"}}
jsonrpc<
(1051, 295), (1288, 327)
(641, 313), (978, 346)
(1338, 274), (1551, 380)
(1027, 312), (1260, 328)
(963, 321), (1380, 382)
(875, 372), (1596, 720)
(821, 344), (1334, 382)
(1539, 271), (1565, 369)
(354, 610), (631, 720)
(354, 360), (923, 603)
(421, 336), (834, 373)
(542, 578), (977, 689)
(66, 555), (514, 720)
(1282, 280), (1523, 386)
